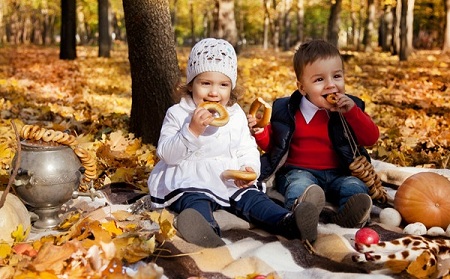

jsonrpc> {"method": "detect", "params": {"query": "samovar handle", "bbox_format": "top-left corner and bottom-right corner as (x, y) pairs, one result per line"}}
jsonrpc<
(17, 168), (29, 176)
(13, 168), (34, 186)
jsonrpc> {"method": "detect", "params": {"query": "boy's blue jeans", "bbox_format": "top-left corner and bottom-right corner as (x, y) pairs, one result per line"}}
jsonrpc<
(169, 190), (290, 236)
(275, 165), (368, 210)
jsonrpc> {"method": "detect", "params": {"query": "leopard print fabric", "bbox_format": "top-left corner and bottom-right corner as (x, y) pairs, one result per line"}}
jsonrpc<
(352, 234), (450, 276)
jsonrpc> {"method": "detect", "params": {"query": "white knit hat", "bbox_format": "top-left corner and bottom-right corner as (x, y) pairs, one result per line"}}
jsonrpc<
(186, 38), (237, 89)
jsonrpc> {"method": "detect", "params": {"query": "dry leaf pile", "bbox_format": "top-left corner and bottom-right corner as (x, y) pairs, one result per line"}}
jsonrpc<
(0, 208), (176, 278)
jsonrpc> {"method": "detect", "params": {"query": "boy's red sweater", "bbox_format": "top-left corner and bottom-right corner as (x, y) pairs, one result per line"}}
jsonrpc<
(255, 106), (379, 170)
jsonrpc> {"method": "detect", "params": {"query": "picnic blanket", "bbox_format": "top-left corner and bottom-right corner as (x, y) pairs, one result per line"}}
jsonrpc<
(26, 159), (450, 279)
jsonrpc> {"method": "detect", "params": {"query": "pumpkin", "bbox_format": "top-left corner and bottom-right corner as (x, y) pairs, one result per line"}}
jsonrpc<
(0, 191), (31, 243)
(394, 172), (450, 229)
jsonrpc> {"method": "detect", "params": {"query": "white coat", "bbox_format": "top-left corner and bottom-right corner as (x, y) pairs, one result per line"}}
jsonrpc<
(148, 96), (261, 208)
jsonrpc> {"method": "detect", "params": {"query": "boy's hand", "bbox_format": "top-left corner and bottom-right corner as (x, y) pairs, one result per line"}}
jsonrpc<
(329, 93), (355, 113)
(247, 114), (265, 135)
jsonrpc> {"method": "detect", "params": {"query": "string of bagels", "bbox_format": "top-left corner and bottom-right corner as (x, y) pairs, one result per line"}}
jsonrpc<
(325, 93), (388, 203)
(19, 124), (97, 190)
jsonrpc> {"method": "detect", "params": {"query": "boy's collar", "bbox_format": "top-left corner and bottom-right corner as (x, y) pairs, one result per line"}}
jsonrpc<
(300, 96), (325, 124)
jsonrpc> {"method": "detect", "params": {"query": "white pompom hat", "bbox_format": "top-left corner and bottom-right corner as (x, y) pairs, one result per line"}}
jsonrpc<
(186, 38), (237, 89)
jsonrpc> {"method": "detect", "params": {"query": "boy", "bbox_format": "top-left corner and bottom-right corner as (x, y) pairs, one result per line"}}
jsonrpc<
(248, 39), (379, 228)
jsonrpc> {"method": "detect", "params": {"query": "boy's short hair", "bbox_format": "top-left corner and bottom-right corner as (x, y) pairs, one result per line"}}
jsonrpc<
(293, 40), (343, 80)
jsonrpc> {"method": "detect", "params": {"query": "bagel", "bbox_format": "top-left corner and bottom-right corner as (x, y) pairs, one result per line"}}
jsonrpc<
(20, 125), (32, 139)
(42, 129), (56, 142)
(33, 128), (47, 141)
(325, 93), (338, 105)
(249, 97), (272, 128)
(198, 101), (229, 127)
(222, 169), (257, 182)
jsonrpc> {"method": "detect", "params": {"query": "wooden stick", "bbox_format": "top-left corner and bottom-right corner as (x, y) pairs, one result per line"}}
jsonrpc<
(0, 120), (22, 209)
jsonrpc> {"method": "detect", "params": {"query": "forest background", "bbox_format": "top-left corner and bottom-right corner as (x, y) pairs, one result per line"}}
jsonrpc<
(0, 0), (449, 192)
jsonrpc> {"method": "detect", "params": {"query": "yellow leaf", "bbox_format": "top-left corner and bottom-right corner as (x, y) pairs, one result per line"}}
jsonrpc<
(122, 236), (156, 263)
(124, 223), (138, 230)
(125, 138), (141, 154)
(159, 219), (176, 239)
(0, 143), (13, 159)
(11, 224), (30, 243)
(38, 271), (59, 279)
(0, 243), (12, 258)
(102, 220), (123, 236)
(57, 211), (82, 230)
(110, 167), (135, 183)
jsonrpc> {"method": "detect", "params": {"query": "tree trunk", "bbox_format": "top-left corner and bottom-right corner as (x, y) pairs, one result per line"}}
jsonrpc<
(391, 3), (401, 55)
(189, 1), (195, 46)
(348, 0), (357, 47)
(362, 0), (375, 51)
(282, 0), (291, 51)
(406, 0), (414, 56)
(172, 0), (178, 43)
(60, 0), (77, 60)
(42, 8), (51, 45)
(444, 0), (450, 53)
(0, 0), (3, 45)
(77, 9), (88, 45)
(399, 0), (408, 61)
(296, 0), (304, 45)
(380, 5), (393, 52)
(211, 0), (238, 47)
(98, 0), (111, 57)
(263, 0), (270, 50)
(327, 0), (342, 46)
(123, 0), (180, 145)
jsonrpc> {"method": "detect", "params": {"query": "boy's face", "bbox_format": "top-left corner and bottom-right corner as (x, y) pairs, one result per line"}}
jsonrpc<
(189, 71), (232, 107)
(296, 56), (345, 109)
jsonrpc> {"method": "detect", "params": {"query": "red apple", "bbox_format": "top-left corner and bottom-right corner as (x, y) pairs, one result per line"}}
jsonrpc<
(354, 227), (380, 245)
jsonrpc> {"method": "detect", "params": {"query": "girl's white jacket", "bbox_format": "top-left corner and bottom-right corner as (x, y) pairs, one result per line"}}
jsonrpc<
(148, 96), (261, 208)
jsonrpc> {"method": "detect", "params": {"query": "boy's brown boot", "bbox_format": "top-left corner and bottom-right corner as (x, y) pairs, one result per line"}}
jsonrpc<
(277, 201), (319, 242)
(292, 184), (326, 213)
(331, 193), (372, 228)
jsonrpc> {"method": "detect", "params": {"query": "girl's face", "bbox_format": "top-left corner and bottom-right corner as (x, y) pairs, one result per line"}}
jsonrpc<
(189, 71), (232, 107)
(296, 56), (345, 109)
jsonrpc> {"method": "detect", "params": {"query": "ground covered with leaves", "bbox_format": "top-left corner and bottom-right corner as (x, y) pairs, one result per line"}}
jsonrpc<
(0, 44), (449, 278)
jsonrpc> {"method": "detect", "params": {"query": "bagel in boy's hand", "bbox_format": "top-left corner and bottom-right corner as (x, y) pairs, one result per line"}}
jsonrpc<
(222, 170), (257, 182)
(199, 101), (229, 127)
(249, 97), (272, 128)
(325, 93), (338, 105)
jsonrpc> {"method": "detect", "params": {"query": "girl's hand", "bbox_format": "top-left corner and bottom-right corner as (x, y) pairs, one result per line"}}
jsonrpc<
(234, 166), (257, 188)
(247, 114), (264, 135)
(329, 93), (355, 113)
(189, 107), (214, 137)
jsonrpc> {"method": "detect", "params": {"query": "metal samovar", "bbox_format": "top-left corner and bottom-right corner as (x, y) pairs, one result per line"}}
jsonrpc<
(12, 141), (84, 229)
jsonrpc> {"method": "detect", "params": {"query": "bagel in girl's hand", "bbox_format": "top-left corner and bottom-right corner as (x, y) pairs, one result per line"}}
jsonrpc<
(199, 101), (229, 127)
(325, 93), (338, 105)
(249, 97), (272, 128)
(222, 170), (257, 182)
